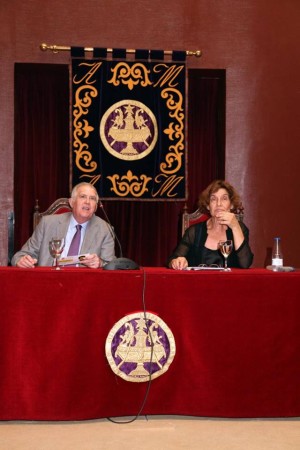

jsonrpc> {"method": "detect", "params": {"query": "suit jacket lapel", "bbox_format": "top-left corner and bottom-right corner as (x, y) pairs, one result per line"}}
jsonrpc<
(55, 214), (71, 239)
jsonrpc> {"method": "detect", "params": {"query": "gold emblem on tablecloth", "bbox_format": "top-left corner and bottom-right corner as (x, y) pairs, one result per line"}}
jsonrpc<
(105, 312), (176, 382)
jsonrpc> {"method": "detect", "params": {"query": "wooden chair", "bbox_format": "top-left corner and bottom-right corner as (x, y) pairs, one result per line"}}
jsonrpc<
(182, 204), (244, 236)
(182, 205), (209, 236)
(7, 211), (15, 265)
(33, 198), (72, 229)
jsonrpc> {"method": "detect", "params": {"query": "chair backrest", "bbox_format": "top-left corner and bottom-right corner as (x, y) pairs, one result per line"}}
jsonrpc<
(182, 204), (244, 236)
(234, 206), (244, 223)
(182, 205), (209, 236)
(7, 211), (15, 265)
(33, 198), (72, 229)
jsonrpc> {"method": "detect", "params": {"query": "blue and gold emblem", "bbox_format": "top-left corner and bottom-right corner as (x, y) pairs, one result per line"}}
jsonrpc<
(105, 312), (176, 382)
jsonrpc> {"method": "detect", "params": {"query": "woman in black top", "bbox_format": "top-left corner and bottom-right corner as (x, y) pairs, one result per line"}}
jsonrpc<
(167, 180), (254, 269)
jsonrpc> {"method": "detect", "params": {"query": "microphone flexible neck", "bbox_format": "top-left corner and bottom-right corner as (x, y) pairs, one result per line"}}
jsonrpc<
(99, 201), (123, 258)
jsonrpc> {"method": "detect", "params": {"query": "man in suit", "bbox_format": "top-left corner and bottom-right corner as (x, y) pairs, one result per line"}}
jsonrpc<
(11, 182), (115, 269)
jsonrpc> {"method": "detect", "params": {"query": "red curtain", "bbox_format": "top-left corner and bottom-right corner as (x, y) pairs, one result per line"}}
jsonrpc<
(14, 65), (225, 267)
(14, 64), (70, 250)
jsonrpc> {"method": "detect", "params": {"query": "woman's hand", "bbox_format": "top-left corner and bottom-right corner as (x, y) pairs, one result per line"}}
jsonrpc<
(215, 211), (238, 229)
(170, 257), (188, 270)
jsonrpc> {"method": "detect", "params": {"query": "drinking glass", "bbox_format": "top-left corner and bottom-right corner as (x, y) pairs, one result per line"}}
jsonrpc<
(218, 240), (233, 271)
(49, 238), (65, 270)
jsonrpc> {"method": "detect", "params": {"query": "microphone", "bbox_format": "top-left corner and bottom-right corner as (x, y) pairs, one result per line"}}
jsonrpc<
(98, 200), (139, 270)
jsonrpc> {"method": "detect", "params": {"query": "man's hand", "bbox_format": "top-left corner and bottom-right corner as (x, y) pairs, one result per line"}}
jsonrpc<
(16, 255), (38, 268)
(81, 253), (102, 269)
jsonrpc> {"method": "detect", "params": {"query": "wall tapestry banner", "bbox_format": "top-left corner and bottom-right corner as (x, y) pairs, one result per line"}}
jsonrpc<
(71, 58), (186, 200)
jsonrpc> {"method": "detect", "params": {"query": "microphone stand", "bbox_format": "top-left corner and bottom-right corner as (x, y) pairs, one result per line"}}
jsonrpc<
(99, 201), (123, 258)
(98, 201), (139, 270)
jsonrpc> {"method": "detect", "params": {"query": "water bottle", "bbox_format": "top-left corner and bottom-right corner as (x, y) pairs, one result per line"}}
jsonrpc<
(272, 237), (283, 267)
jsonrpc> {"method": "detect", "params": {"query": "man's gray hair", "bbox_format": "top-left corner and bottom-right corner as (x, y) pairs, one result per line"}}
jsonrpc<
(71, 182), (99, 203)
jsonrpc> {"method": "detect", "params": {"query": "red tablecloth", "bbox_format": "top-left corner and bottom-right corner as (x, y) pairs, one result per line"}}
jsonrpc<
(1, 267), (300, 420)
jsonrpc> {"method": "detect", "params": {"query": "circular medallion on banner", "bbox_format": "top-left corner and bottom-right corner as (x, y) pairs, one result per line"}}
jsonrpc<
(105, 312), (176, 382)
(99, 100), (158, 161)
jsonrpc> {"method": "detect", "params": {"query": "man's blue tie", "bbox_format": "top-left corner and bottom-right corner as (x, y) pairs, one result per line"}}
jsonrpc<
(67, 224), (82, 256)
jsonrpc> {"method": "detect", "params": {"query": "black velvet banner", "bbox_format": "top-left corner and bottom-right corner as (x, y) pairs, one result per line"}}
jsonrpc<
(71, 58), (186, 200)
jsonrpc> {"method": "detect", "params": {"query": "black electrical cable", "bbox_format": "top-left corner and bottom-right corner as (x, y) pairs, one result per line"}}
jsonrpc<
(106, 267), (155, 424)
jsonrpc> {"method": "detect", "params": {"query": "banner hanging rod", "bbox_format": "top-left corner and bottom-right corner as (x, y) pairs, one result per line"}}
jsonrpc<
(40, 43), (202, 57)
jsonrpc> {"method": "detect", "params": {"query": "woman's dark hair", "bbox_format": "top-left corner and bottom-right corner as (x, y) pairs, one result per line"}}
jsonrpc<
(198, 180), (242, 214)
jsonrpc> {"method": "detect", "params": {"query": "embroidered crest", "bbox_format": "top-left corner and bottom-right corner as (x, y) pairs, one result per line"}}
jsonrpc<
(105, 312), (176, 382)
(100, 100), (158, 161)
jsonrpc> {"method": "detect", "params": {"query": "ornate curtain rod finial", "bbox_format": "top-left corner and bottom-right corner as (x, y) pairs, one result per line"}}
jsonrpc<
(186, 50), (202, 57)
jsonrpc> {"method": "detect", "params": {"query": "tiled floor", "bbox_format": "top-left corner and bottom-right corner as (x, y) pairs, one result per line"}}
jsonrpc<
(1, 416), (300, 450)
